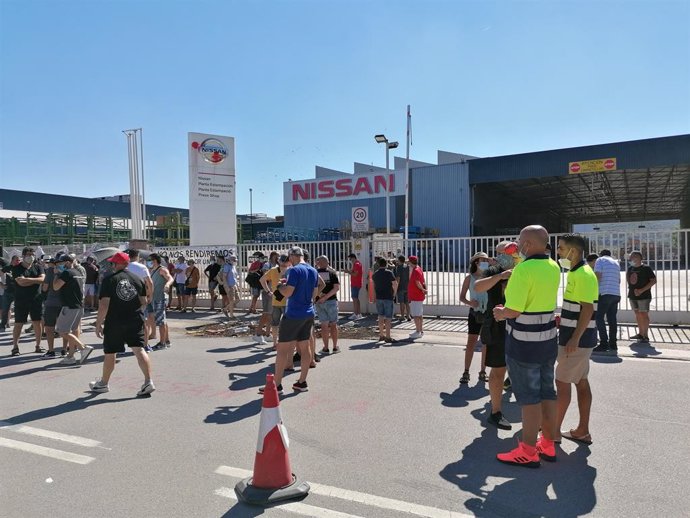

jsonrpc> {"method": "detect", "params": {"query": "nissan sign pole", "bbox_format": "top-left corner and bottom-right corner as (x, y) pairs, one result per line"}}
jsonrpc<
(404, 105), (411, 242)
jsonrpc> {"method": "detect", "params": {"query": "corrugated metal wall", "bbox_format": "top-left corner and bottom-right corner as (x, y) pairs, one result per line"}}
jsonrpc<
(284, 196), (398, 231)
(468, 134), (690, 184)
(411, 162), (471, 236)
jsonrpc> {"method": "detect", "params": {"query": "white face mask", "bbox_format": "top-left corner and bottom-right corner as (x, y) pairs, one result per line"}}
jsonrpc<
(558, 248), (573, 271)
(23, 255), (35, 265)
(478, 262), (489, 272)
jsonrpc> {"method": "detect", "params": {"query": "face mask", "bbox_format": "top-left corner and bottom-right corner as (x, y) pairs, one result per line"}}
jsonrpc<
(558, 248), (573, 271)
(478, 262), (489, 272)
(23, 255), (35, 265)
(146, 261), (154, 268)
(497, 254), (513, 269)
(518, 244), (529, 261)
(57, 264), (66, 273)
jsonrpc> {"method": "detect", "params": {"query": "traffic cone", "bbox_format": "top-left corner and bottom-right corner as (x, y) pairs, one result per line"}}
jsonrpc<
(234, 374), (310, 506)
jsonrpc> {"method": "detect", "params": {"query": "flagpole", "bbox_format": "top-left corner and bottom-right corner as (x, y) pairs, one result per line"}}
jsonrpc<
(404, 105), (411, 242)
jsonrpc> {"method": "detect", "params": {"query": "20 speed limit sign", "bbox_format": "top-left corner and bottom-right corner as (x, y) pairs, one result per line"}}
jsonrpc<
(351, 206), (369, 232)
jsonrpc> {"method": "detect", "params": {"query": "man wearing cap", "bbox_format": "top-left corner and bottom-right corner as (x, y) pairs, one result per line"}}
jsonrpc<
(90, 251), (155, 396)
(53, 253), (93, 365)
(262, 246), (319, 394)
(407, 256), (427, 340)
(346, 253), (363, 319)
(10, 247), (45, 356)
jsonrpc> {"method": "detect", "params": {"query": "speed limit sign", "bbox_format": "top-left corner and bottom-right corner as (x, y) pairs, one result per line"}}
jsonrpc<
(351, 206), (369, 232)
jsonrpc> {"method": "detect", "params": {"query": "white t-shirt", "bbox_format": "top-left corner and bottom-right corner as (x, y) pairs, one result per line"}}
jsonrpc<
(594, 255), (621, 296)
(174, 261), (187, 283)
(127, 261), (151, 281)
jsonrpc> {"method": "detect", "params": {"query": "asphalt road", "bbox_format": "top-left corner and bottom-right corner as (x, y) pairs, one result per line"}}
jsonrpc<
(1, 316), (689, 518)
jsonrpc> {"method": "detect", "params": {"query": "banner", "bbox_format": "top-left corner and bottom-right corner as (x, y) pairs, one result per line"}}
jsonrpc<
(188, 132), (236, 246)
(568, 158), (617, 174)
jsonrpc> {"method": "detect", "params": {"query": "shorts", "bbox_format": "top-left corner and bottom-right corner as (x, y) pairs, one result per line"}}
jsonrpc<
(375, 299), (394, 319)
(261, 291), (272, 313)
(278, 316), (314, 342)
(316, 299), (339, 323)
(505, 355), (557, 406)
(483, 319), (507, 368)
(103, 320), (145, 354)
(630, 298), (651, 312)
(55, 307), (84, 335)
(271, 306), (285, 327)
(251, 287), (261, 298)
(468, 308), (482, 335)
(208, 280), (218, 292)
(146, 303), (154, 314)
(153, 300), (166, 326)
(219, 285), (227, 296)
(84, 284), (96, 296)
(351, 286), (361, 299)
(14, 299), (43, 323)
(184, 287), (198, 296)
(43, 305), (62, 327)
(396, 290), (408, 304)
(226, 285), (240, 302)
(556, 346), (593, 384)
(410, 301), (424, 318)
(175, 283), (185, 295)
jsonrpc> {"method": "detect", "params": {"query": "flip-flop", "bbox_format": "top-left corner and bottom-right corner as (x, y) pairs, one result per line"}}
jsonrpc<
(562, 430), (593, 445)
(332, 348), (341, 354)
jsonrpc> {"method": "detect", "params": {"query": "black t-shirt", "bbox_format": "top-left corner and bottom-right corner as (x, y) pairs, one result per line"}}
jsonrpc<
(485, 265), (507, 313)
(58, 268), (84, 308)
(99, 270), (145, 324)
(2, 265), (16, 294)
(11, 262), (45, 303)
(316, 267), (340, 301)
(373, 268), (396, 300)
(394, 264), (409, 290)
(627, 265), (656, 300)
(84, 263), (99, 284)
(205, 263), (221, 281)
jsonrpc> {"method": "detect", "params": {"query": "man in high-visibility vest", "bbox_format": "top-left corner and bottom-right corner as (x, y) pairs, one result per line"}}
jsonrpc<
(493, 225), (561, 467)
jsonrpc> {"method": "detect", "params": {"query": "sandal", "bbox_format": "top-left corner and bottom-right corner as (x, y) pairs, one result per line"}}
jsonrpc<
(478, 371), (489, 382)
(332, 348), (341, 354)
(459, 371), (470, 384)
(309, 363), (317, 369)
(562, 430), (592, 445)
(11, 348), (20, 356)
(35, 347), (46, 354)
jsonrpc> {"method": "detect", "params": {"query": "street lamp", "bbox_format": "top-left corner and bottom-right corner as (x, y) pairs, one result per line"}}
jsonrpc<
(249, 188), (254, 241)
(375, 134), (399, 234)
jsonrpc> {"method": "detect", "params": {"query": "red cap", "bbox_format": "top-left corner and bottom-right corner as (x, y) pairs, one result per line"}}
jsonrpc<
(108, 252), (130, 264)
(504, 243), (518, 255)
(408, 255), (418, 263)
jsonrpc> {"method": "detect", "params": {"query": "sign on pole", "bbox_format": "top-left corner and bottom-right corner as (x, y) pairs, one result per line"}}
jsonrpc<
(351, 206), (369, 233)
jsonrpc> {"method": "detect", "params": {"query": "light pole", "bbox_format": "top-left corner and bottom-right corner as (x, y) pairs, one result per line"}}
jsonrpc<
(375, 134), (399, 234)
(249, 188), (254, 241)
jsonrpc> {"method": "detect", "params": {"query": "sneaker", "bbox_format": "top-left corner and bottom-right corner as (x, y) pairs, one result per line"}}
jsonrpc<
(320, 348), (330, 355)
(152, 342), (166, 351)
(630, 333), (644, 340)
(144, 345), (153, 353)
(503, 378), (512, 391)
(79, 346), (94, 364)
(609, 343), (618, 352)
(292, 380), (308, 392)
(460, 371), (470, 384)
(136, 381), (156, 397)
(60, 348), (67, 357)
(259, 384), (284, 395)
(409, 331), (423, 340)
(259, 335), (267, 344)
(165, 340), (171, 345)
(488, 411), (512, 430)
(59, 356), (77, 365)
(222, 308), (229, 318)
(354, 314), (363, 320)
(89, 379), (109, 393)
(348, 314), (357, 320)
(593, 344), (610, 353)
(383, 338), (396, 344)
(641, 335), (650, 343)
(497, 442), (540, 468)
(536, 436), (557, 462)
(42, 350), (57, 358)
(332, 347), (341, 353)
(190, 308), (196, 313)
(406, 316), (412, 321)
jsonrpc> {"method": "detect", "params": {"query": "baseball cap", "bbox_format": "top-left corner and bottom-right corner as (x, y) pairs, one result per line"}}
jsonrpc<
(348, 253), (357, 258)
(504, 243), (519, 255)
(107, 252), (130, 264)
(288, 246), (304, 257)
(55, 253), (70, 263)
(408, 255), (418, 263)
(44, 256), (57, 264)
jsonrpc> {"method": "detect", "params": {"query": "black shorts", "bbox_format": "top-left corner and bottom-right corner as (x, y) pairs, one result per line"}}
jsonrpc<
(278, 316), (314, 342)
(43, 305), (62, 327)
(219, 285), (227, 296)
(468, 309), (482, 335)
(103, 321), (145, 354)
(14, 299), (43, 323)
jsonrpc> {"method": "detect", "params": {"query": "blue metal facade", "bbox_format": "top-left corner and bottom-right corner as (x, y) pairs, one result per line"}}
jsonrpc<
(411, 162), (470, 236)
(0, 189), (188, 219)
(284, 196), (399, 231)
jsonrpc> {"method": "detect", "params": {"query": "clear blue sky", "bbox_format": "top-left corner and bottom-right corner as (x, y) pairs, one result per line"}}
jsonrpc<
(1, 0), (689, 217)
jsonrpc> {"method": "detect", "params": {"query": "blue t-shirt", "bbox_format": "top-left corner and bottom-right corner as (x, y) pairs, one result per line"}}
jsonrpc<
(285, 263), (319, 319)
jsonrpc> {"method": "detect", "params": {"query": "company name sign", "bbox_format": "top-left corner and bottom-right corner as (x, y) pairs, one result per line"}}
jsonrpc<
(284, 171), (404, 205)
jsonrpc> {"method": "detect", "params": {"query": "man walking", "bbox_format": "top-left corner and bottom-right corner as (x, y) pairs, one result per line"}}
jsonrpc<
(90, 252), (155, 396)
(147, 253), (174, 350)
(493, 225), (561, 467)
(83, 256), (99, 311)
(627, 251), (656, 343)
(315, 255), (341, 354)
(10, 248), (45, 356)
(408, 256), (427, 340)
(593, 249), (621, 353)
(394, 255), (410, 320)
(555, 234), (598, 445)
(346, 253), (363, 319)
(372, 257), (398, 344)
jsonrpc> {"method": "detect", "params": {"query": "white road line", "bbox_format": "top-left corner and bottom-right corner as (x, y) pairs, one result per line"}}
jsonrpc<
(214, 486), (365, 518)
(0, 437), (95, 465)
(215, 466), (472, 518)
(0, 420), (103, 448)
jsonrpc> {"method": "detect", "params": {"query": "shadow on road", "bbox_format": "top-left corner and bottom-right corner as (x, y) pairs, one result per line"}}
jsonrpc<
(629, 342), (662, 357)
(440, 408), (597, 517)
(2, 394), (137, 425)
(219, 501), (266, 517)
(440, 383), (490, 409)
(591, 354), (624, 364)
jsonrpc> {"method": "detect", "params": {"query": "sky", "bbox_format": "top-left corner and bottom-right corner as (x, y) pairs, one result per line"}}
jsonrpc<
(1, 0), (689, 218)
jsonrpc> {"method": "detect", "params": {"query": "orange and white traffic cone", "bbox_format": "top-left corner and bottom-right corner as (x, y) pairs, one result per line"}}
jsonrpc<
(234, 374), (310, 506)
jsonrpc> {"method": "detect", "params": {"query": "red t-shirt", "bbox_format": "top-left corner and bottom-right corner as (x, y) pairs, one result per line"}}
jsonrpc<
(350, 261), (363, 288)
(408, 266), (426, 301)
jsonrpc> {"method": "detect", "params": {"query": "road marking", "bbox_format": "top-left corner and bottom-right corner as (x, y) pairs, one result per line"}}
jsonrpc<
(0, 420), (104, 448)
(0, 437), (95, 464)
(214, 486), (365, 517)
(215, 465), (472, 518)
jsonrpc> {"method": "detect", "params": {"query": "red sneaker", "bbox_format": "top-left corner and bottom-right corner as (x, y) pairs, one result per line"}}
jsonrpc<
(497, 441), (540, 468)
(536, 436), (557, 462)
